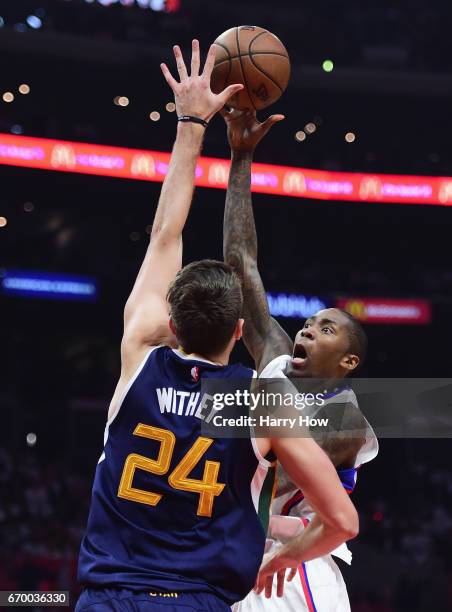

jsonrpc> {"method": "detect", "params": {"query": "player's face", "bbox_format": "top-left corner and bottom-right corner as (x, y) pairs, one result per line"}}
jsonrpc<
(285, 309), (355, 379)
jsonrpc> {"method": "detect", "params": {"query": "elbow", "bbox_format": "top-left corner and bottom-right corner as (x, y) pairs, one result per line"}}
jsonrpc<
(150, 224), (170, 242)
(224, 249), (245, 273)
(148, 227), (181, 252)
(224, 250), (257, 279)
(150, 220), (182, 243)
(330, 507), (359, 541)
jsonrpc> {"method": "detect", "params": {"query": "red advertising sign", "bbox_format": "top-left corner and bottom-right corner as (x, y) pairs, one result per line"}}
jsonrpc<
(1, 133), (452, 207)
(336, 298), (431, 324)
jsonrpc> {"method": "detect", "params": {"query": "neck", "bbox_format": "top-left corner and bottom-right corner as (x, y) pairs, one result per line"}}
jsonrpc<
(177, 346), (230, 366)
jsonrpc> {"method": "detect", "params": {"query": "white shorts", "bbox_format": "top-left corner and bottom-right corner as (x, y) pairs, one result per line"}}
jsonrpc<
(233, 554), (351, 612)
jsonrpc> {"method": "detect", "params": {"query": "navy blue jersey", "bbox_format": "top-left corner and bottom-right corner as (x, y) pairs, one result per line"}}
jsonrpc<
(78, 347), (274, 605)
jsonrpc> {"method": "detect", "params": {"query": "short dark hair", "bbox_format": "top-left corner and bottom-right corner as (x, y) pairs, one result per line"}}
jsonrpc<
(167, 259), (243, 357)
(338, 309), (368, 365)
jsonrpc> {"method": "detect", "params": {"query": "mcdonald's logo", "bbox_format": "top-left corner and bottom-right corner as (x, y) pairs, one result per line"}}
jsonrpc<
(208, 163), (229, 185)
(438, 181), (452, 204)
(337, 297), (431, 324)
(359, 176), (382, 200)
(50, 145), (76, 169)
(343, 300), (367, 320)
(283, 171), (306, 194)
(131, 154), (156, 177)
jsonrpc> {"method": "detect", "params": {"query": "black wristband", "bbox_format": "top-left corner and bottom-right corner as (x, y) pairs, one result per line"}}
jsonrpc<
(178, 115), (208, 128)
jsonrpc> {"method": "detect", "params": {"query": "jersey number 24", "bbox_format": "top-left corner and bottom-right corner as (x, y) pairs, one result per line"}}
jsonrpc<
(117, 423), (224, 517)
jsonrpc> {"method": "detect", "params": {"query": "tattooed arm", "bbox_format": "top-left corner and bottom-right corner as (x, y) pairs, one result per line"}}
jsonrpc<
(223, 109), (292, 373)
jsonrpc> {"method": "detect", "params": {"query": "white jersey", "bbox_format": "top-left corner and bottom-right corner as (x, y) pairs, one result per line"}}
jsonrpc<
(233, 355), (379, 612)
(262, 355), (378, 560)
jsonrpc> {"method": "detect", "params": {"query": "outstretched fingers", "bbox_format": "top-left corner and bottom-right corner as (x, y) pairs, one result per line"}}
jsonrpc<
(160, 63), (178, 91)
(173, 45), (188, 81)
(202, 44), (218, 79)
(191, 39), (200, 76)
(266, 114), (286, 124)
(261, 113), (285, 135)
(217, 83), (244, 107)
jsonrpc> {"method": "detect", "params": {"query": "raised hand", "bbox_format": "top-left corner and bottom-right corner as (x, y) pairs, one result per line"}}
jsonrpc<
(222, 107), (285, 154)
(160, 40), (244, 124)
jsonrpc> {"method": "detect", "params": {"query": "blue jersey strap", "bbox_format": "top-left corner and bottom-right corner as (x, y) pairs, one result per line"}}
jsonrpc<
(337, 467), (358, 493)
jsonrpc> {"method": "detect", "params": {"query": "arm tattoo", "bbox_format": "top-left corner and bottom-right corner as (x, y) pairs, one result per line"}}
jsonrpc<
(223, 153), (292, 370)
(223, 153), (257, 275)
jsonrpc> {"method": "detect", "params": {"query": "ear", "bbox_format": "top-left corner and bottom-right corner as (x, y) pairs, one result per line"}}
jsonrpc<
(340, 353), (360, 372)
(234, 318), (244, 341)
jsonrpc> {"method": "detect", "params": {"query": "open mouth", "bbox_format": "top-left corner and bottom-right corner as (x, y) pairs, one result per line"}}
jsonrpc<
(292, 343), (308, 367)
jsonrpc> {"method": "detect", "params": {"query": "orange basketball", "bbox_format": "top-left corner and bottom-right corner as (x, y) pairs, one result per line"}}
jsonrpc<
(211, 25), (291, 110)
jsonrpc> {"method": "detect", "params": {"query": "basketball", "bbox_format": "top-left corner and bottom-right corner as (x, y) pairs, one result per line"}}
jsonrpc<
(211, 25), (291, 110)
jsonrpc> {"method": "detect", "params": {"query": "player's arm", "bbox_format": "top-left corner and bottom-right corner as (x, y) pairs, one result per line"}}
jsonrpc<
(272, 435), (359, 552)
(256, 433), (359, 596)
(222, 110), (292, 373)
(121, 41), (243, 376)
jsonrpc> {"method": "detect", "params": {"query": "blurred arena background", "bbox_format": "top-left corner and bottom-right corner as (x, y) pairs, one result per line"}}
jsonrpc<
(1, 1), (452, 610)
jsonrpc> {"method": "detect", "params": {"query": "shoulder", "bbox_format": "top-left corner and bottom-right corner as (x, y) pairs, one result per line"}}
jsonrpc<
(108, 344), (163, 421)
(340, 388), (379, 466)
(229, 361), (256, 376)
(320, 387), (379, 468)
